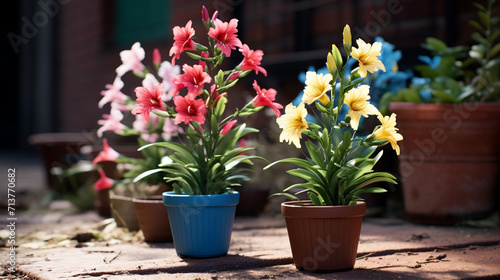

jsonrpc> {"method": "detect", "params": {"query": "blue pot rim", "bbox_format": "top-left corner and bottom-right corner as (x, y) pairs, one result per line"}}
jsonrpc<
(163, 191), (239, 207)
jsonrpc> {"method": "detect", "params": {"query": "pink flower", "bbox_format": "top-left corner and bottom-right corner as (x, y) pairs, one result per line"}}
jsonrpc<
(161, 118), (184, 140)
(153, 48), (161, 66)
(142, 73), (160, 91)
(95, 168), (114, 191)
(133, 114), (183, 142)
(173, 95), (207, 125)
(98, 77), (127, 108)
(116, 42), (145, 77)
(97, 106), (126, 137)
(169, 20), (196, 65)
(208, 18), (242, 57)
(92, 139), (120, 165)
(158, 61), (181, 95)
(132, 84), (165, 122)
(239, 44), (267, 76)
(221, 120), (237, 135)
(252, 80), (283, 118)
(177, 64), (212, 96)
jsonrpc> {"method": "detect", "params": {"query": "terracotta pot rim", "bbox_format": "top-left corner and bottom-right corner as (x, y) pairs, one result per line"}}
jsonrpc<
(132, 195), (163, 203)
(281, 200), (366, 219)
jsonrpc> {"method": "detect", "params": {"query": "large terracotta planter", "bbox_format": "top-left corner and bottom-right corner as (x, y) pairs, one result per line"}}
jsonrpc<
(133, 196), (173, 242)
(390, 102), (500, 225)
(281, 201), (366, 272)
(163, 191), (239, 258)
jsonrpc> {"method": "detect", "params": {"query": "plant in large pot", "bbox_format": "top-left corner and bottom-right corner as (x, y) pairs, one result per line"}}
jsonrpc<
(93, 41), (183, 239)
(265, 25), (402, 272)
(134, 6), (283, 258)
(381, 0), (500, 225)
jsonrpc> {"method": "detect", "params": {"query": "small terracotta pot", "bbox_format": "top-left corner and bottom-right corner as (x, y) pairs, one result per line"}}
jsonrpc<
(95, 188), (111, 217)
(109, 192), (140, 231)
(281, 201), (366, 272)
(133, 196), (173, 243)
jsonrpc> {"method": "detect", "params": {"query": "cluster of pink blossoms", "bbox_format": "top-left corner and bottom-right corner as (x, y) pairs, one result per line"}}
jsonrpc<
(131, 6), (282, 127)
(93, 6), (283, 191)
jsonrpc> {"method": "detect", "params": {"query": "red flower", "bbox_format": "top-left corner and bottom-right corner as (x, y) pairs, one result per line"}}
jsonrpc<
(92, 139), (120, 165)
(174, 95), (207, 125)
(169, 20), (196, 65)
(132, 84), (165, 122)
(177, 64), (212, 96)
(221, 120), (237, 135)
(239, 44), (267, 76)
(95, 168), (114, 191)
(208, 18), (242, 57)
(252, 80), (283, 118)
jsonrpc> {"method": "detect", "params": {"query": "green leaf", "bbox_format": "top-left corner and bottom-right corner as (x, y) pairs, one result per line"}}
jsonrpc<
(133, 168), (169, 183)
(469, 20), (484, 33)
(214, 96), (227, 118)
(432, 90), (457, 103)
(399, 89), (422, 103)
(269, 192), (301, 202)
(308, 192), (322, 206)
(424, 37), (448, 52)
(305, 140), (325, 168)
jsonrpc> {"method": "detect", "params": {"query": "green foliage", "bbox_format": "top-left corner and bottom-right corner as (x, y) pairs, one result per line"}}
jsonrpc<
(266, 30), (399, 206)
(381, 0), (500, 107)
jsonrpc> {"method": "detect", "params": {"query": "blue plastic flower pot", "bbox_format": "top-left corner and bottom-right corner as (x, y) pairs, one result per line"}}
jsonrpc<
(162, 191), (239, 258)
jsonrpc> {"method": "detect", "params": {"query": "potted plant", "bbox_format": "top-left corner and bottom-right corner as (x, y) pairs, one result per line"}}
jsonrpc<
(134, 6), (283, 258)
(93, 41), (183, 239)
(265, 25), (402, 272)
(382, 0), (500, 225)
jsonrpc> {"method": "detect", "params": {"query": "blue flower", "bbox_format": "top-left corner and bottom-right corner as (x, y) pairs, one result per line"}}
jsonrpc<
(418, 55), (441, 69)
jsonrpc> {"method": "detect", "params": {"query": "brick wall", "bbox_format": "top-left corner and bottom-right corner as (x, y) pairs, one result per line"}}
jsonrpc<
(56, 0), (491, 132)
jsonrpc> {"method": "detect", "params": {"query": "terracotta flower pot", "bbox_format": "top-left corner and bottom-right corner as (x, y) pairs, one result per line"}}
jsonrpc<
(390, 102), (500, 225)
(95, 188), (111, 217)
(281, 201), (366, 272)
(133, 196), (173, 242)
(109, 192), (140, 231)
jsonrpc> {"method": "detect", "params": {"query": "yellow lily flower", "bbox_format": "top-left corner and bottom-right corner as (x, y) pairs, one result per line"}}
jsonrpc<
(276, 103), (308, 148)
(343, 85), (379, 130)
(302, 71), (332, 106)
(351, 39), (386, 77)
(372, 113), (403, 155)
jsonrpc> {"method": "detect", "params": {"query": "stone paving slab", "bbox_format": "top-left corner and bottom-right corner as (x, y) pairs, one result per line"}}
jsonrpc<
(2, 212), (500, 279)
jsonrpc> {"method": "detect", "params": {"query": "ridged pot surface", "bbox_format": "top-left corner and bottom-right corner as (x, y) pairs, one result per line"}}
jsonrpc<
(163, 191), (239, 258)
(281, 201), (366, 272)
(390, 102), (500, 224)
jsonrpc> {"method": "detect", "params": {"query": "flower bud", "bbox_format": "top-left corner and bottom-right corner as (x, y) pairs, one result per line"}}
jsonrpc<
(327, 52), (336, 74)
(153, 48), (161, 68)
(228, 71), (241, 81)
(343, 24), (352, 46)
(202, 6), (210, 22)
(211, 11), (219, 22)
